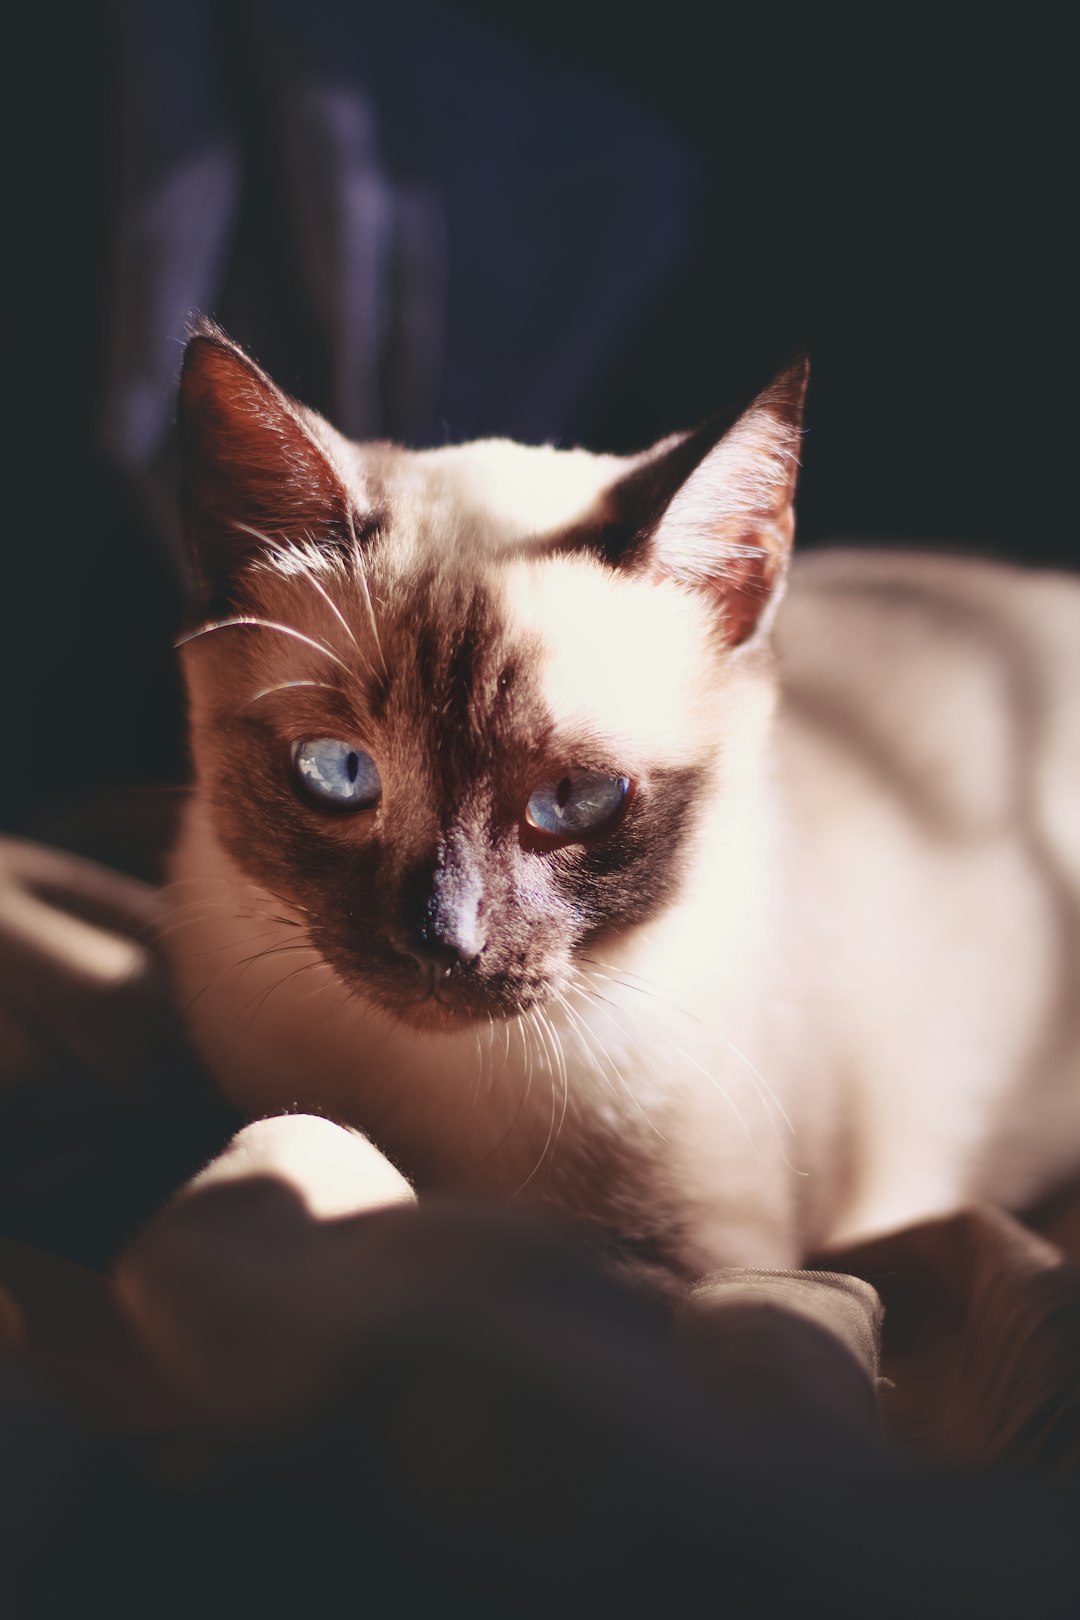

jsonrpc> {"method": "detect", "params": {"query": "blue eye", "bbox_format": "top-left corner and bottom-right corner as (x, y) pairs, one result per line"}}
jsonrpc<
(292, 739), (381, 810)
(525, 769), (629, 839)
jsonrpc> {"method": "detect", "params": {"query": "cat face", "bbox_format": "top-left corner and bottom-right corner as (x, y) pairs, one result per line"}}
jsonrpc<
(176, 325), (806, 1030)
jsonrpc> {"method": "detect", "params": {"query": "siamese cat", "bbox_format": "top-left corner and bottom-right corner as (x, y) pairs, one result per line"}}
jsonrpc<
(166, 321), (1080, 1280)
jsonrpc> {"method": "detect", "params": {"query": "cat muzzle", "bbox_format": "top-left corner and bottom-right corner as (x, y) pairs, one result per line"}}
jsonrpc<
(388, 928), (482, 996)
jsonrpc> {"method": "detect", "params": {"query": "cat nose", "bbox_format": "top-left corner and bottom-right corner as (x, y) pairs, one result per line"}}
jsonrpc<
(389, 927), (481, 987)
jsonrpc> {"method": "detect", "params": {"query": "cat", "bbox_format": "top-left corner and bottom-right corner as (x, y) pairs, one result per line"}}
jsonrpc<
(165, 320), (1080, 1282)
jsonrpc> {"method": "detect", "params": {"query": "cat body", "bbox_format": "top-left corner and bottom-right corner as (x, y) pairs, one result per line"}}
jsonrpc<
(166, 326), (1080, 1278)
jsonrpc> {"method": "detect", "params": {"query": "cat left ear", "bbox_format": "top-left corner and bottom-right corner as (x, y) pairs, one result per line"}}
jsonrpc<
(178, 320), (356, 608)
(596, 357), (808, 646)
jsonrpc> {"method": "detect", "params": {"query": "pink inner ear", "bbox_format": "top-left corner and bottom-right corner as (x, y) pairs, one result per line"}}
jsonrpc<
(649, 397), (803, 646)
(585, 358), (807, 647)
(179, 332), (352, 601)
(698, 516), (794, 648)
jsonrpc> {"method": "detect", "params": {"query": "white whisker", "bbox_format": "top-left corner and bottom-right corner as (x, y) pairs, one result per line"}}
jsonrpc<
(238, 678), (337, 711)
(537, 1006), (570, 1156)
(556, 980), (668, 1143)
(244, 954), (327, 1028)
(579, 958), (798, 1155)
(511, 1009), (555, 1197)
(234, 522), (364, 662)
(175, 615), (351, 674)
(346, 513), (389, 678)
(572, 971), (758, 1156)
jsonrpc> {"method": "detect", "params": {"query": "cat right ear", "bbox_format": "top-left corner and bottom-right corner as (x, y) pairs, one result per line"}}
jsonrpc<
(178, 321), (355, 609)
(584, 357), (808, 647)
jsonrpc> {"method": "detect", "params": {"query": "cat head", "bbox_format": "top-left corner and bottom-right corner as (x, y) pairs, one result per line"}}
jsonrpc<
(176, 322), (806, 1030)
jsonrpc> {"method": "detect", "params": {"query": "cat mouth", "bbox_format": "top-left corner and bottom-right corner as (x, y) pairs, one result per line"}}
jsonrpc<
(356, 982), (495, 1033)
(316, 936), (549, 1030)
(395, 992), (488, 1031)
(368, 975), (546, 1033)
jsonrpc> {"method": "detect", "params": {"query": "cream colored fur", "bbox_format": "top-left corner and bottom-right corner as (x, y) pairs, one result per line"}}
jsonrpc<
(168, 431), (1080, 1275)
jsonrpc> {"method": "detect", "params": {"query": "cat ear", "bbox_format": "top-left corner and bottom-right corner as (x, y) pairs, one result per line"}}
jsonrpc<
(597, 357), (808, 646)
(178, 321), (355, 606)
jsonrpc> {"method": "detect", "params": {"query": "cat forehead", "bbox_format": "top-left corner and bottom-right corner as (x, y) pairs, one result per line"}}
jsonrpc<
(364, 544), (720, 772)
(501, 555), (719, 767)
(214, 433), (721, 771)
(234, 544), (717, 774)
(350, 438), (626, 546)
(356, 446), (724, 763)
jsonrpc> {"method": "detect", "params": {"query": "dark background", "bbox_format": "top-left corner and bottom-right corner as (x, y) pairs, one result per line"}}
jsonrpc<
(1, 19), (1077, 1611)
(2, 3), (1072, 835)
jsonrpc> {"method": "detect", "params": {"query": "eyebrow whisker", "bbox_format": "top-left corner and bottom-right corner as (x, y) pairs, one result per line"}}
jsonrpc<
(237, 678), (338, 712)
(175, 615), (352, 673)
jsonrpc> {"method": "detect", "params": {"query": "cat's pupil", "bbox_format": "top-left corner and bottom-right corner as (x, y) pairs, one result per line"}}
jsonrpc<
(292, 738), (381, 811)
(556, 777), (572, 809)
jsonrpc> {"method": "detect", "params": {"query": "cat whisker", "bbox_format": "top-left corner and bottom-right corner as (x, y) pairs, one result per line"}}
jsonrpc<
(511, 1007), (556, 1197)
(158, 876), (276, 894)
(175, 615), (351, 675)
(181, 928), (313, 1016)
(167, 905), (301, 929)
(556, 981), (668, 1143)
(535, 1007), (568, 1161)
(479, 1014), (496, 1101)
(471, 1029), (483, 1105)
(236, 522), (366, 663)
(230, 939), (316, 991)
(571, 972), (759, 1157)
(478, 1019), (496, 1105)
(237, 678), (338, 713)
(579, 959), (798, 1151)
(158, 876), (312, 919)
(593, 983), (799, 1173)
(151, 893), (300, 921)
(346, 514), (389, 679)
(286, 950), (339, 1004)
(538, 1005), (570, 1159)
(519, 1012), (534, 1116)
(181, 923), (306, 959)
(244, 954), (328, 1029)
(152, 895), (300, 925)
(146, 906), (301, 947)
(470, 1011), (527, 1169)
(300, 565), (364, 659)
(552, 986), (626, 1118)
(578, 955), (704, 1024)
(257, 885), (312, 916)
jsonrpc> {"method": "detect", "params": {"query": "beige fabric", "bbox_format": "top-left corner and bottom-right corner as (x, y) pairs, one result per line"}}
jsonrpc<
(830, 1198), (1080, 1468)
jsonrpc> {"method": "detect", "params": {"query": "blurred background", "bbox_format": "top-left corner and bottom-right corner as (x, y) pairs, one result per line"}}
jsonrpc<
(1, 1), (1072, 837)
(2, 19), (1079, 1600)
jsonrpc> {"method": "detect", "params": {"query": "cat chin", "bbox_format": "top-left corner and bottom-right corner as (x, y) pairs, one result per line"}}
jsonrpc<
(316, 948), (556, 1034)
(387, 998), (486, 1034)
(367, 983), (548, 1035)
(357, 984), (504, 1035)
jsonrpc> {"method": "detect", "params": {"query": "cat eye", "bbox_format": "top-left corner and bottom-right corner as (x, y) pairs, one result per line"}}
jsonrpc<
(525, 769), (630, 841)
(292, 738), (382, 811)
